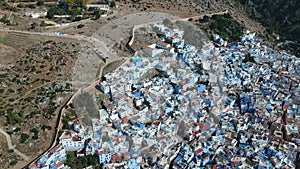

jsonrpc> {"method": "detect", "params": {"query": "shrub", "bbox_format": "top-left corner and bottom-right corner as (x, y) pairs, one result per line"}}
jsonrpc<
(36, 0), (44, 6)
(28, 4), (36, 9)
(20, 133), (29, 143)
(17, 3), (25, 8)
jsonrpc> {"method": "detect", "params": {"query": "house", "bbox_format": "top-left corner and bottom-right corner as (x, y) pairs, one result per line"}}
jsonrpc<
(167, 46), (175, 53)
(86, 4), (110, 11)
(60, 138), (85, 150)
(132, 57), (143, 67)
(98, 81), (110, 94)
(198, 84), (206, 93)
(98, 152), (112, 164)
(142, 45), (163, 57)
(50, 162), (65, 169)
(76, 149), (85, 157)
(25, 11), (47, 18)
(156, 63), (170, 72)
(32, 145), (67, 169)
(156, 41), (171, 50)
(127, 159), (140, 169)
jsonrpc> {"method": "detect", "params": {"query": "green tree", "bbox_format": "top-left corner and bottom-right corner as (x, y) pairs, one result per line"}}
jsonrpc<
(17, 3), (25, 8)
(47, 6), (64, 19)
(30, 22), (37, 29)
(0, 14), (9, 25)
(28, 4), (36, 9)
(110, 1), (116, 8)
(201, 15), (209, 22)
(36, 0), (44, 6)
(20, 133), (29, 143)
(93, 10), (100, 20)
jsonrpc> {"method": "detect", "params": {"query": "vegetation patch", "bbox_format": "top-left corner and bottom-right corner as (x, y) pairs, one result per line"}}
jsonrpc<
(239, 0), (300, 57)
(64, 151), (102, 169)
(197, 13), (245, 42)
(102, 59), (125, 76)
(139, 69), (160, 81)
(96, 62), (105, 78)
(20, 133), (29, 143)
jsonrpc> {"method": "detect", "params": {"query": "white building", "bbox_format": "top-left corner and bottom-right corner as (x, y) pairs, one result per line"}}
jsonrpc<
(142, 45), (163, 57)
(60, 138), (85, 150)
(25, 11), (47, 18)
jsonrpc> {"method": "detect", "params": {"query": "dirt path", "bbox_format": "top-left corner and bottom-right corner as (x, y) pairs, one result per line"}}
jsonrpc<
(0, 128), (30, 161)
(1, 10), (230, 168)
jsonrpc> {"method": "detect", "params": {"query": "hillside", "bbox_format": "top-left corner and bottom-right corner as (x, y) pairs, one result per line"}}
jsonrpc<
(238, 0), (300, 56)
(239, 0), (300, 39)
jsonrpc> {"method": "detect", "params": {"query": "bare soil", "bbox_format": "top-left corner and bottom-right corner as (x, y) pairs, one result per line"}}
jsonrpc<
(0, 134), (21, 169)
(0, 43), (18, 65)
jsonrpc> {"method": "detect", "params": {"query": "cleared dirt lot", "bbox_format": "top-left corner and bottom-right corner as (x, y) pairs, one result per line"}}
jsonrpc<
(0, 43), (18, 65)
(94, 12), (180, 47)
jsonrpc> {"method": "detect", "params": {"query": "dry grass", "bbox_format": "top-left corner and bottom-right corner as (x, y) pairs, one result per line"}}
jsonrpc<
(139, 68), (160, 81)
(96, 62), (105, 78)
(0, 32), (41, 49)
(0, 43), (18, 64)
(102, 59), (125, 76)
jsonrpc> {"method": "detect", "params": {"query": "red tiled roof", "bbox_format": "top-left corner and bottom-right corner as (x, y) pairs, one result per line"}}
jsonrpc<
(49, 144), (60, 153)
(122, 118), (129, 124)
(225, 137), (232, 142)
(231, 161), (241, 165)
(28, 162), (38, 169)
(72, 136), (81, 141)
(52, 162), (63, 168)
(131, 115), (140, 121)
(73, 118), (81, 124)
(123, 152), (130, 160)
(112, 154), (122, 161)
(149, 151), (156, 156)
(48, 152), (53, 158)
(196, 148), (203, 153)
(197, 123), (210, 131)
(142, 46), (155, 51)
(157, 136), (166, 141)
(157, 41), (169, 47)
(153, 121), (160, 126)
(283, 105), (289, 111)
(77, 149), (84, 154)
(111, 137), (119, 142)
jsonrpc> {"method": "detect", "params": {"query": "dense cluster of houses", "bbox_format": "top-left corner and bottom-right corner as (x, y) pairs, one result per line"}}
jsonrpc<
(29, 24), (299, 168)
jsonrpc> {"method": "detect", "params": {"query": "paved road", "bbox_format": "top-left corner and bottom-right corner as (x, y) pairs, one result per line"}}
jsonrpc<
(0, 128), (30, 161)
